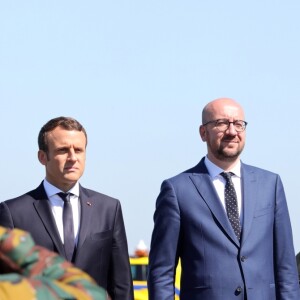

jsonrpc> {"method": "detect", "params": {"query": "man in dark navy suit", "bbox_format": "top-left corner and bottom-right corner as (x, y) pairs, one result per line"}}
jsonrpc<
(0, 116), (133, 300)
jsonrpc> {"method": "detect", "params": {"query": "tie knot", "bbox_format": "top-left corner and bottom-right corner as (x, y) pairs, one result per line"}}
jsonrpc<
(57, 192), (71, 203)
(220, 172), (234, 182)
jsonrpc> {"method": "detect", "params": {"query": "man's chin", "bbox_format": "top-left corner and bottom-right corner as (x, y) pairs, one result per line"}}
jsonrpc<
(218, 150), (241, 161)
(63, 175), (80, 183)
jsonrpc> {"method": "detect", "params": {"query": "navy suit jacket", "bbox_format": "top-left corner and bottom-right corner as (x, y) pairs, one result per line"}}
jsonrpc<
(0, 182), (134, 300)
(148, 158), (300, 300)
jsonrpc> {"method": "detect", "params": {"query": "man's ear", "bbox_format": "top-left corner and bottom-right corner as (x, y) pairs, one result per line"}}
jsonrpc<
(38, 150), (47, 166)
(199, 125), (207, 141)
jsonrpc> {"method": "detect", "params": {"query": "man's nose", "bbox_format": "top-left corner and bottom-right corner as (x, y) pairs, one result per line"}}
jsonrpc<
(226, 122), (237, 135)
(67, 149), (77, 160)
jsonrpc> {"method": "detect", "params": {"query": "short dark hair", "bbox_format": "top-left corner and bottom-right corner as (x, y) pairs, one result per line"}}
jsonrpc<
(38, 116), (88, 152)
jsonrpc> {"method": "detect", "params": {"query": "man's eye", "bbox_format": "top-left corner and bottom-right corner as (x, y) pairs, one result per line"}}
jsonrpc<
(234, 122), (244, 128)
(217, 121), (228, 126)
(57, 148), (68, 153)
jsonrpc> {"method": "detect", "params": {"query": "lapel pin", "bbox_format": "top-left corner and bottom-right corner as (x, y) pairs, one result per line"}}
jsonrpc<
(86, 202), (92, 206)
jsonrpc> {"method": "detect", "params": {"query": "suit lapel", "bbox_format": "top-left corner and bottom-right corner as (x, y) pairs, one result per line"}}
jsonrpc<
(75, 186), (94, 254)
(188, 159), (259, 247)
(190, 173), (240, 246)
(32, 183), (65, 257)
(240, 165), (257, 244)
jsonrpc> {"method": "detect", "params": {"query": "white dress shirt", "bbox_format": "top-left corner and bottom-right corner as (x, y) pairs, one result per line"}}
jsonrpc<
(204, 156), (242, 218)
(43, 179), (80, 245)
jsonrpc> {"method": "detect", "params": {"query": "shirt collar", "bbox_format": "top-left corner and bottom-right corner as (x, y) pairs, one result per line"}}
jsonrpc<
(43, 179), (80, 198)
(204, 156), (241, 179)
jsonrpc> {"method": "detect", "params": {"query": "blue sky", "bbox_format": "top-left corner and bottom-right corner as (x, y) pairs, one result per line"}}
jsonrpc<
(1, 1), (300, 254)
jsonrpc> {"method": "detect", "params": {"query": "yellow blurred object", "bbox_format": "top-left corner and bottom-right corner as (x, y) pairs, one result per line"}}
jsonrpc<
(130, 256), (181, 300)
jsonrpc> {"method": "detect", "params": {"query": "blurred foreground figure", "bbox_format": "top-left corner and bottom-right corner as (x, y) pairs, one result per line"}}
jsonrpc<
(148, 98), (300, 300)
(0, 226), (107, 300)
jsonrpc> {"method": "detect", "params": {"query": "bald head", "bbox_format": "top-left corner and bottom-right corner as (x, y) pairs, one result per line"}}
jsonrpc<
(202, 98), (245, 125)
(200, 97), (246, 169)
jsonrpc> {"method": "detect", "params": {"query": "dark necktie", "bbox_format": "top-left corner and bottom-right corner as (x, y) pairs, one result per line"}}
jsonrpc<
(220, 172), (241, 240)
(57, 192), (74, 261)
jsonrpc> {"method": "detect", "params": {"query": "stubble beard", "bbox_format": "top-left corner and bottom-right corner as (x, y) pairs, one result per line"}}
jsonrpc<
(216, 144), (244, 162)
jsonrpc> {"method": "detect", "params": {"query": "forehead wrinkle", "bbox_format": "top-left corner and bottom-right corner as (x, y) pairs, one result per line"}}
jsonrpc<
(46, 130), (87, 150)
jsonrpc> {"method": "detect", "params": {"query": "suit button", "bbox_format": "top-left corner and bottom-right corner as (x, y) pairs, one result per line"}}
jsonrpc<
(235, 286), (242, 295)
(241, 256), (246, 262)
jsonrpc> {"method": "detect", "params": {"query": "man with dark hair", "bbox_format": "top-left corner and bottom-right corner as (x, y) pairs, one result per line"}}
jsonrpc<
(0, 116), (133, 300)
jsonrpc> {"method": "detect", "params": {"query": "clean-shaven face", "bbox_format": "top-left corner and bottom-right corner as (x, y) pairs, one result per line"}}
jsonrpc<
(38, 126), (86, 191)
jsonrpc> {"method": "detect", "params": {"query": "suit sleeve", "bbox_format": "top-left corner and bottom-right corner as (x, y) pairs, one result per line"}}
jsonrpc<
(148, 180), (181, 300)
(107, 201), (134, 300)
(273, 176), (300, 299)
(0, 202), (14, 229)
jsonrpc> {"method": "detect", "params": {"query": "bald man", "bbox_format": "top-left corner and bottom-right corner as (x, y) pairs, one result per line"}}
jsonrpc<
(148, 98), (300, 300)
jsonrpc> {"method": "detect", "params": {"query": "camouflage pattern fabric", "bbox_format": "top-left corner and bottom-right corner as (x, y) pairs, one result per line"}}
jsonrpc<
(0, 226), (107, 299)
